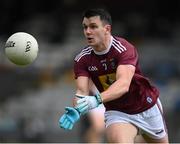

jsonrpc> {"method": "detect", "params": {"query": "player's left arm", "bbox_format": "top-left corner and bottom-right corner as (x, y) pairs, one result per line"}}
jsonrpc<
(100, 64), (135, 103)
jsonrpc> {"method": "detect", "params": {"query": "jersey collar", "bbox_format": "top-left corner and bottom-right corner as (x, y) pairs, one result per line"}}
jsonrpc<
(93, 36), (113, 55)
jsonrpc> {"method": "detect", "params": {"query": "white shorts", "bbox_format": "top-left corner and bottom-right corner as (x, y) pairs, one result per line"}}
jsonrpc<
(89, 104), (106, 114)
(104, 99), (167, 139)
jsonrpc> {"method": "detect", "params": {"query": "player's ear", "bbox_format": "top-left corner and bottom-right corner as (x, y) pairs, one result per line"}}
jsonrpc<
(105, 24), (111, 34)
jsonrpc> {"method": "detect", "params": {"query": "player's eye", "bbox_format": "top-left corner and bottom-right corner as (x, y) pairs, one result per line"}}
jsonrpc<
(90, 25), (98, 29)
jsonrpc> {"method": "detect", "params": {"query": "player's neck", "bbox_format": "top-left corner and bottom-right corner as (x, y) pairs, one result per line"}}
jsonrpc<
(93, 35), (112, 53)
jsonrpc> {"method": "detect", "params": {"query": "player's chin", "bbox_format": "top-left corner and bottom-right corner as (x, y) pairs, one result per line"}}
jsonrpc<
(87, 41), (96, 47)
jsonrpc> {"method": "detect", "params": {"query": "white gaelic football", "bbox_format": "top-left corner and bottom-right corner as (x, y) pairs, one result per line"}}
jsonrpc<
(5, 32), (38, 66)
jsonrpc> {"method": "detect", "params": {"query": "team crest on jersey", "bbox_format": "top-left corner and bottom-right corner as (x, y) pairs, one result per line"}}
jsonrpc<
(110, 58), (117, 69)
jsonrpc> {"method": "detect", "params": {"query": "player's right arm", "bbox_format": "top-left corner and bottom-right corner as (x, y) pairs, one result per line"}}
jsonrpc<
(75, 76), (90, 95)
(59, 76), (90, 130)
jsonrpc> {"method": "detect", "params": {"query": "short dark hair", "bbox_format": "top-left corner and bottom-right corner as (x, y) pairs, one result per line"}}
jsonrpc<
(82, 8), (112, 26)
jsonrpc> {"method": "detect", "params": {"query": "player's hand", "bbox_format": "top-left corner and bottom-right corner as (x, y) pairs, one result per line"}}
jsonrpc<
(59, 107), (80, 130)
(75, 94), (102, 114)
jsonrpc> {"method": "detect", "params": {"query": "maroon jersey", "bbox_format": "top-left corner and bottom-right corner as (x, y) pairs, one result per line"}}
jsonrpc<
(74, 36), (159, 114)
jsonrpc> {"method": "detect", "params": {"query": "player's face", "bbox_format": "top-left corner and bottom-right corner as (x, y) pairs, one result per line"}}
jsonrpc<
(82, 16), (110, 48)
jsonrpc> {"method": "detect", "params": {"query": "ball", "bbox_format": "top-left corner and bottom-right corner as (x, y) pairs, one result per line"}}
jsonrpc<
(5, 32), (39, 66)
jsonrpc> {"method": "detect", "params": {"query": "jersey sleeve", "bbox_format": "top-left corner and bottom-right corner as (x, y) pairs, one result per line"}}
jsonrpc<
(117, 38), (138, 66)
(74, 57), (89, 79)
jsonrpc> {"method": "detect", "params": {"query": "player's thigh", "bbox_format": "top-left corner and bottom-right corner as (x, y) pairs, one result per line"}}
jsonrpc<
(89, 114), (105, 131)
(105, 122), (138, 143)
(88, 105), (105, 130)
